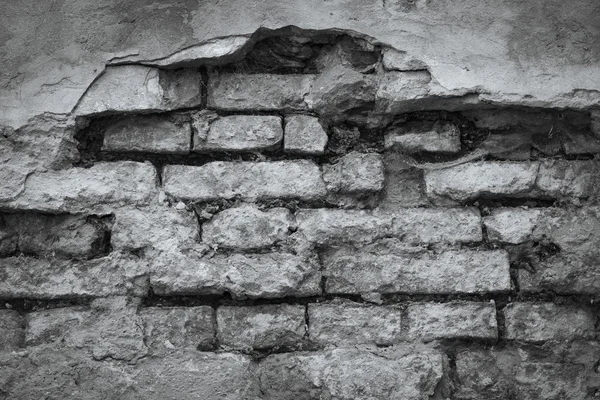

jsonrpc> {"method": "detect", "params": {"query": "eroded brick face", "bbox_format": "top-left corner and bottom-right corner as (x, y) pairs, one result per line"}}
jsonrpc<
(2, 30), (599, 400)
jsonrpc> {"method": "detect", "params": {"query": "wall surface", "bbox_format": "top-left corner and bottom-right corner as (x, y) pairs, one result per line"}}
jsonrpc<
(1, 1), (600, 400)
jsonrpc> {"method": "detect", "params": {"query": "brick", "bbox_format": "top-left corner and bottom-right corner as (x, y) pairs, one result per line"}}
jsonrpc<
(308, 302), (403, 346)
(536, 160), (600, 198)
(25, 297), (147, 361)
(258, 346), (444, 399)
(202, 204), (294, 250)
(140, 306), (215, 353)
(391, 207), (482, 243)
(376, 71), (431, 114)
(322, 152), (385, 193)
(563, 131), (600, 154)
(324, 246), (511, 295)
(208, 73), (314, 111)
(75, 66), (202, 116)
(504, 303), (596, 342)
(150, 251), (321, 299)
(406, 301), (498, 341)
(483, 208), (542, 244)
(0, 310), (24, 351)
(424, 162), (539, 203)
(385, 121), (461, 153)
(217, 305), (305, 350)
(193, 115), (283, 152)
(296, 209), (392, 245)
(283, 115), (328, 155)
(0, 254), (149, 299)
(379, 152), (428, 208)
(102, 115), (191, 154)
(4, 161), (157, 213)
(163, 161), (326, 201)
(111, 206), (198, 253)
(2, 213), (109, 259)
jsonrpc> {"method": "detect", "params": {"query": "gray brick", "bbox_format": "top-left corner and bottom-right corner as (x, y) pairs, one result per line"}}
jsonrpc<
(217, 305), (305, 350)
(406, 301), (498, 341)
(283, 115), (328, 155)
(208, 73), (314, 111)
(391, 207), (482, 243)
(536, 160), (600, 198)
(193, 115), (283, 152)
(322, 152), (385, 193)
(385, 121), (461, 153)
(163, 161), (326, 201)
(141, 306), (215, 353)
(379, 152), (428, 208)
(102, 115), (191, 154)
(0, 310), (24, 351)
(483, 208), (542, 244)
(202, 204), (294, 250)
(504, 303), (596, 342)
(150, 251), (321, 299)
(308, 302), (403, 346)
(324, 247), (511, 295)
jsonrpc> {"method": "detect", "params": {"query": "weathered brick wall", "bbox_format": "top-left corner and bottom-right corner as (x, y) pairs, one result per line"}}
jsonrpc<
(1, 31), (599, 400)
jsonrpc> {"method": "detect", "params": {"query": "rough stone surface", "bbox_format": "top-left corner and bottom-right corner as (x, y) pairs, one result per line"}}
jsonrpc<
(382, 48), (428, 71)
(323, 245), (511, 295)
(536, 160), (600, 199)
(258, 346), (444, 400)
(75, 66), (202, 116)
(208, 73), (314, 111)
(0, 310), (24, 351)
(504, 303), (597, 342)
(1, 213), (108, 259)
(193, 115), (283, 152)
(111, 206), (199, 253)
(0, 254), (149, 299)
(102, 115), (191, 154)
(563, 130), (600, 154)
(25, 297), (147, 361)
(163, 161), (326, 201)
(202, 204), (294, 250)
(322, 152), (385, 193)
(425, 162), (539, 203)
(217, 304), (305, 350)
(406, 301), (498, 341)
(141, 306), (215, 353)
(385, 121), (461, 153)
(379, 152), (429, 208)
(308, 302), (403, 346)
(483, 208), (543, 244)
(150, 250), (321, 299)
(2, 161), (158, 213)
(283, 115), (328, 155)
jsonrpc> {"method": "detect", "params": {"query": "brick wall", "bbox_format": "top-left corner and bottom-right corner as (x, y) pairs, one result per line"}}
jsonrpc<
(1, 31), (599, 400)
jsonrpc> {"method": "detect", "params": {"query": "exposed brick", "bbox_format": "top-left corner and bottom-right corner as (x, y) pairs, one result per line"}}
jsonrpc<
(406, 301), (498, 341)
(207, 73), (314, 111)
(323, 246), (511, 295)
(519, 255), (600, 295)
(258, 346), (444, 399)
(193, 115), (283, 152)
(283, 115), (328, 155)
(504, 303), (596, 342)
(25, 297), (147, 361)
(217, 305), (305, 350)
(379, 152), (428, 208)
(4, 161), (158, 213)
(296, 207), (481, 245)
(163, 161), (326, 201)
(424, 162), (539, 203)
(0, 215), (18, 254)
(385, 121), (461, 153)
(111, 206), (199, 253)
(562, 131), (600, 155)
(102, 115), (191, 154)
(0, 254), (149, 299)
(75, 66), (202, 116)
(308, 302), (403, 346)
(202, 204), (294, 250)
(141, 306), (215, 353)
(150, 251), (321, 299)
(536, 160), (600, 198)
(322, 152), (385, 193)
(0, 213), (108, 258)
(296, 209), (392, 245)
(483, 208), (542, 244)
(0, 310), (24, 351)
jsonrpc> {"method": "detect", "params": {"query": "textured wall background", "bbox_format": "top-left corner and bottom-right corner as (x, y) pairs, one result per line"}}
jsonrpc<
(1, 2), (600, 400)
